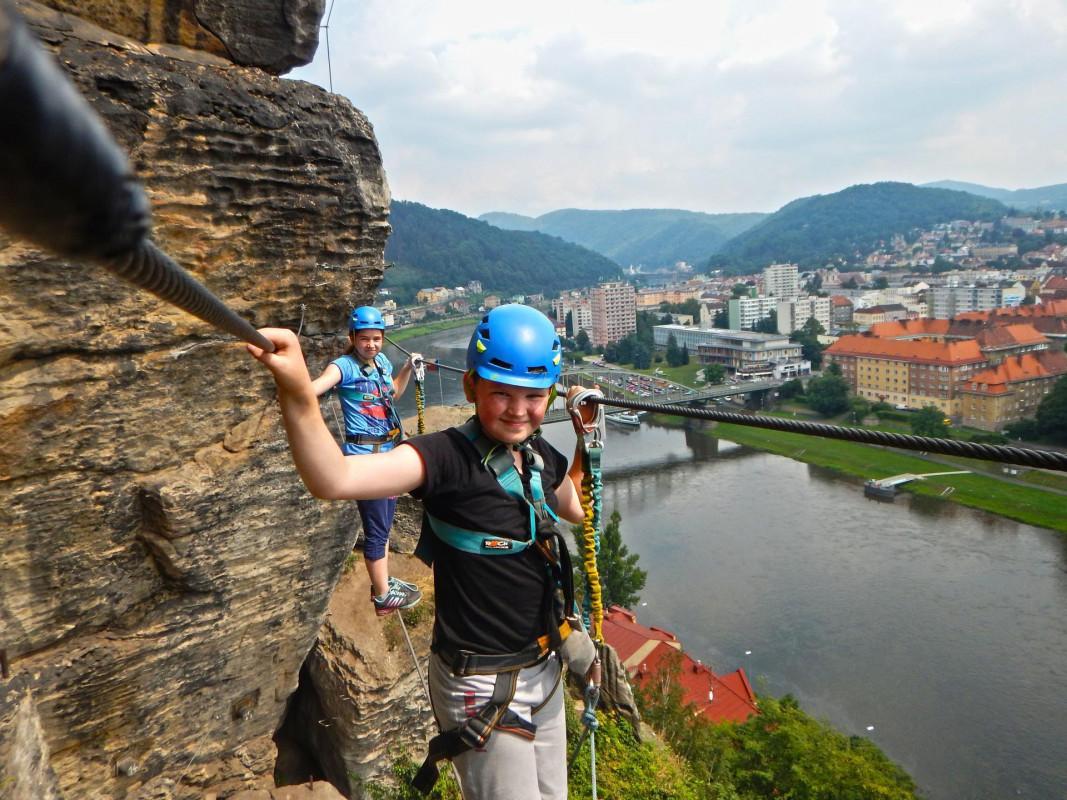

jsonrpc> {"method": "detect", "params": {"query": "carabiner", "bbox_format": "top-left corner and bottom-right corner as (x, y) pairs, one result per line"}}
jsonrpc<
(567, 387), (605, 448)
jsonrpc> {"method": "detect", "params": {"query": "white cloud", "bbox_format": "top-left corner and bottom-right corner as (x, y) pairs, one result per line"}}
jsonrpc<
(293, 0), (1067, 217)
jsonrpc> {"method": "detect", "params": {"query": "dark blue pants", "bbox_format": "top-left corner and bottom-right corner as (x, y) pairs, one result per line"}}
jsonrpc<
(357, 496), (398, 561)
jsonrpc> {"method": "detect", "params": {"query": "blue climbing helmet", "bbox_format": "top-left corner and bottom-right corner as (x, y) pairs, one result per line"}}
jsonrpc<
(349, 306), (385, 332)
(466, 304), (562, 389)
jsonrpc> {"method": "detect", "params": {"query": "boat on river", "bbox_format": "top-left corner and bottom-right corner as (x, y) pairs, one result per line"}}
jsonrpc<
(607, 411), (643, 428)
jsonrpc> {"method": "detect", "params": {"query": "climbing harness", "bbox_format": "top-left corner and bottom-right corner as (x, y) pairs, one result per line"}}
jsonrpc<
(412, 417), (580, 795)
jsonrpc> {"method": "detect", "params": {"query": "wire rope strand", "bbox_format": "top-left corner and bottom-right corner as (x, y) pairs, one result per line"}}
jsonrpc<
(103, 239), (273, 352)
(586, 395), (1067, 472)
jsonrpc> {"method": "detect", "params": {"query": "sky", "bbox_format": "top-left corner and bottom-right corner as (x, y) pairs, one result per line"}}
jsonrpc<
(290, 0), (1067, 219)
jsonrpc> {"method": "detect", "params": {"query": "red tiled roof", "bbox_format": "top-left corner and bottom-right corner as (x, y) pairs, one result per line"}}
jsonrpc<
(826, 335), (984, 365)
(974, 323), (1048, 349)
(830, 295), (854, 307)
(868, 318), (951, 338)
(602, 606), (758, 724)
(962, 349), (1067, 394)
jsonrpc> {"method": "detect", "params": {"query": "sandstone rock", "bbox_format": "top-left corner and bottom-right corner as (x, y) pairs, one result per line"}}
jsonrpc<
(0, 3), (391, 797)
(33, 0), (324, 74)
(277, 556), (436, 795)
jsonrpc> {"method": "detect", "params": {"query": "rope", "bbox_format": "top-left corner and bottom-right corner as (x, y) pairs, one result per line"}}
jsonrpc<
(386, 334), (468, 375)
(585, 395), (1067, 472)
(413, 355), (427, 435)
(0, 6), (273, 353)
(579, 459), (603, 641)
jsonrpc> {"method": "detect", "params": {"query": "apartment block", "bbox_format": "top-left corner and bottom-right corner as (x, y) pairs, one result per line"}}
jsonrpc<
(826, 336), (985, 414)
(929, 285), (1004, 318)
(763, 263), (801, 299)
(727, 296), (778, 330)
(958, 350), (1067, 430)
(590, 282), (637, 347)
(776, 295), (832, 334)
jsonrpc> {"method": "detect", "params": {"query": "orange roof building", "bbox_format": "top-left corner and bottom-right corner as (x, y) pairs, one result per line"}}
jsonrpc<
(826, 335), (985, 414)
(955, 299), (1067, 338)
(959, 350), (1067, 431)
(602, 606), (758, 724)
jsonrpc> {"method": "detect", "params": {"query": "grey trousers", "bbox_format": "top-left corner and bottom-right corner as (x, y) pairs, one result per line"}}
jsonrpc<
(428, 652), (566, 800)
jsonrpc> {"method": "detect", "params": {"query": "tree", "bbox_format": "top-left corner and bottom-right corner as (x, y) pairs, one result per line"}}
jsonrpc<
(666, 334), (684, 367)
(805, 370), (849, 416)
(575, 329), (590, 353)
(565, 310), (574, 338)
(842, 276), (859, 289)
(753, 310), (778, 334)
(1036, 376), (1067, 443)
(911, 406), (951, 438)
(731, 282), (751, 298)
(704, 364), (726, 384)
(632, 342), (652, 370)
(778, 378), (804, 399)
(681, 344), (689, 365)
(791, 317), (826, 370)
(599, 510), (647, 608)
(850, 396), (871, 423)
(713, 309), (729, 328)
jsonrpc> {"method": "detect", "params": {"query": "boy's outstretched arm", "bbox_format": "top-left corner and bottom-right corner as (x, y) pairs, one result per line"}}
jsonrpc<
(248, 328), (425, 500)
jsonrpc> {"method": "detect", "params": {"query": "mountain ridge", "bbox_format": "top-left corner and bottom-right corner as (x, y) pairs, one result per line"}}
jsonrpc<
(480, 207), (767, 268)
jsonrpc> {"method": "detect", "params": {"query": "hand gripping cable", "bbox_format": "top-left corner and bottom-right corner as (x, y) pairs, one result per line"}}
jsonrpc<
(0, 2), (273, 353)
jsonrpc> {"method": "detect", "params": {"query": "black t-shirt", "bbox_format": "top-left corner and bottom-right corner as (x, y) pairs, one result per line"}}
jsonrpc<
(405, 427), (569, 655)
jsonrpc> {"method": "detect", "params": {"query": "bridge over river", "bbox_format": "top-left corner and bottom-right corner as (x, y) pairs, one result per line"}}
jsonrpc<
(543, 366), (783, 424)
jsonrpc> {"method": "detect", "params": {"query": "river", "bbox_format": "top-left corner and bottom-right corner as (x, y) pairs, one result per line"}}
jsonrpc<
(388, 330), (1067, 800)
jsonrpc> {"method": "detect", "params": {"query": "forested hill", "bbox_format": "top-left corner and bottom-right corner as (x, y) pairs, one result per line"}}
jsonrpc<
(384, 201), (621, 303)
(480, 208), (767, 268)
(708, 182), (1008, 273)
(922, 180), (1067, 212)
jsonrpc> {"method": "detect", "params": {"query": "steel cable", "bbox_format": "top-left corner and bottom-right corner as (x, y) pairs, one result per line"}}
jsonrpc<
(0, 2), (272, 353)
(584, 395), (1067, 472)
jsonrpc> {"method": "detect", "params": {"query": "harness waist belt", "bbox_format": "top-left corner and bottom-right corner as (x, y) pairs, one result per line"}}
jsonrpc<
(345, 429), (400, 445)
(433, 620), (572, 676)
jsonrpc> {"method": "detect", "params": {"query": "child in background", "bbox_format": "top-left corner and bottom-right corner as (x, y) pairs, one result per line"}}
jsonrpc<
(310, 305), (422, 615)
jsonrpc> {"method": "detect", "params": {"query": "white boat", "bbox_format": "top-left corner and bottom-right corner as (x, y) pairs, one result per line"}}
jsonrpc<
(606, 412), (643, 427)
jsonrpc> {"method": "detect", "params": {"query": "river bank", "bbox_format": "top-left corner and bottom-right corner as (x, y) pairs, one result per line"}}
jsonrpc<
(660, 415), (1067, 533)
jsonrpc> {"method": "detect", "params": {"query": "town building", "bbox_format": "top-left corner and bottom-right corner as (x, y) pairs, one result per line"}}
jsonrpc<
(954, 299), (1067, 341)
(830, 295), (854, 330)
(958, 350), (1067, 431)
(826, 336), (985, 414)
(635, 285), (704, 310)
(763, 263), (801, 299)
(552, 292), (593, 338)
(602, 606), (758, 724)
(590, 282), (637, 347)
(928, 284), (1005, 318)
(852, 303), (909, 327)
(653, 325), (806, 377)
(776, 295), (832, 334)
(727, 296), (778, 330)
(415, 286), (452, 305)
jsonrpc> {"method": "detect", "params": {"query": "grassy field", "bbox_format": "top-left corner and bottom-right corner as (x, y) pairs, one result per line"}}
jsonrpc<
(702, 419), (1067, 533)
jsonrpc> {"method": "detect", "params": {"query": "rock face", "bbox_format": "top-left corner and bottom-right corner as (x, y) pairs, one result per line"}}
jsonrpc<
(35, 0), (324, 73)
(0, 2), (393, 797)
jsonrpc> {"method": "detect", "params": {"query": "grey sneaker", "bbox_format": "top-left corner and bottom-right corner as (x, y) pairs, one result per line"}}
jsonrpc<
(389, 576), (420, 593)
(373, 579), (422, 616)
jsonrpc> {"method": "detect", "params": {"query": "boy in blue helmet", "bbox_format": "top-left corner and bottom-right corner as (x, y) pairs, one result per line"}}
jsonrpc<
(249, 304), (597, 800)
(310, 305), (422, 615)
